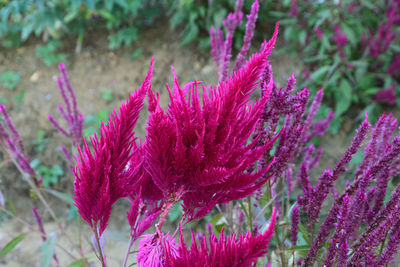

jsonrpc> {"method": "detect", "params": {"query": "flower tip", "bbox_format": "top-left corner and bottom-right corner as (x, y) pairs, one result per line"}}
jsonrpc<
(58, 62), (65, 71)
(0, 104), (6, 113)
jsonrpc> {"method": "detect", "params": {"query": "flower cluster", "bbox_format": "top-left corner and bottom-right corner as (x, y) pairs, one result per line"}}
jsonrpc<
(73, 3), (280, 262)
(48, 62), (84, 148)
(297, 113), (400, 266)
(0, 104), (35, 176)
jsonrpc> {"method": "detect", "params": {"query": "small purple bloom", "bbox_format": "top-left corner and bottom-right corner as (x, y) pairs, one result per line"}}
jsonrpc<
(373, 85), (396, 105)
(315, 27), (323, 39)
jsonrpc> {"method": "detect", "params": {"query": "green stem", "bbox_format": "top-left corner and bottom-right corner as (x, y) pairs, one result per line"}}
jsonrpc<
(247, 196), (253, 232)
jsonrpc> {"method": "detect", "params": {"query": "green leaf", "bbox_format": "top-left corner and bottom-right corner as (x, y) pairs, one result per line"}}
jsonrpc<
(102, 90), (113, 102)
(283, 245), (310, 252)
(0, 233), (27, 257)
(64, 10), (79, 23)
(7, 200), (16, 215)
(299, 30), (307, 46)
(168, 201), (182, 222)
(41, 232), (57, 267)
(298, 223), (309, 244)
(21, 22), (34, 41)
(310, 66), (330, 82)
(335, 79), (352, 116)
(68, 258), (91, 267)
(341, 23), (356, 45)
(14, 90), (25, 103)
(0, 71), (21, 90)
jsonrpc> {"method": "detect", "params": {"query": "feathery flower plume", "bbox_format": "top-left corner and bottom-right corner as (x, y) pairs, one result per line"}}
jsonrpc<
(145, 26), (279, 222)
(73, 59), (153, 235)
(137, 232), (179, 267)
(48, 62), (84, 147)
(164, 209), (276, 267)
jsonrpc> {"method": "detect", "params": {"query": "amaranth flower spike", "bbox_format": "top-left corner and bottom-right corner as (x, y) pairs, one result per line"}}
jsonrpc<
(73, 59), (153, 235)
(145, 24), (279, 221)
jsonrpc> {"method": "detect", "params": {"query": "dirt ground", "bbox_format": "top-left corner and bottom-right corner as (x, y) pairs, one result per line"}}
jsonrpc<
(0, 19), (364, 266)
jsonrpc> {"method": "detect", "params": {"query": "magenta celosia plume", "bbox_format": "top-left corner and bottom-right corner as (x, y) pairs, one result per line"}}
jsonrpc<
(163, 209), (276, 267)
(144, 25), (279, 221)
(73, 59), (153, 235)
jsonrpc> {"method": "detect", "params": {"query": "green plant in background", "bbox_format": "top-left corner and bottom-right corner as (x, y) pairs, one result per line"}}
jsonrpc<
(0, 0), (162, 52)
(83, 107), (109, 138)
(35, 40), (66, 66)
(102, 89), (113, 102)
(166, 0), (277, 48)
(31, 130), (49, 153)
(30, 159), (64, 188)
(273, 0), (400, 129)
(126, 47), (143, 60)
(0, 71), (21, 90)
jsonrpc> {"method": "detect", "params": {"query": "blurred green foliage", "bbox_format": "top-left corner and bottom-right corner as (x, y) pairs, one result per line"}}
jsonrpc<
(273, 0), (400, 127)
(0, 0), (162, 51)
(166, 0), (278, 48)
(30, 159), (64, 188)
(0, 70), (21, 90)
(35, 39), (66, 66)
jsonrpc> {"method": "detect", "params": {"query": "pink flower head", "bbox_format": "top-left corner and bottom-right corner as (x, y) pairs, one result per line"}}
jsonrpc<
(332, 24), (348, 60)
(138, 232), (179, 267)
(145, 26), (279, 221)
(73, 59), (153, 235)
(315, 26), (323, 39)
(164, 209), (276, 267)
(388, 54), (400, 79)
(347, 3), (355, 13)
(289, 0), (299, 17)
(373, 85), (396, 105)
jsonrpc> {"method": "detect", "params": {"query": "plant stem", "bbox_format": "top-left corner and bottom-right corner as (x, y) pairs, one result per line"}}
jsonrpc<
(122, 235), (134, 267)
(247, 196), (253, 232)
(0, 206), (79, 261)
(94, 225), (106, 267)
(266, 180), (286, 267)
(155, 201), (174, 235)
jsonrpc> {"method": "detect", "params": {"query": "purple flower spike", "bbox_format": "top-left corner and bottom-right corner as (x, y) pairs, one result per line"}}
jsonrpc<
(373, 85), (396, 105)
(290, 205), (300, 247)
(0, 104), (35, 176)
(375, 221), (400, 266)
(332, 24), (348, 60)
(32, 207), (60, 265)
(48, 62), (84, 147)
(324, 194), (349, 266)
(315, 27), (323, 39)
(289, 0), (299, 17)
(234, 0), (259, 72)
(220, 0), (244, 81)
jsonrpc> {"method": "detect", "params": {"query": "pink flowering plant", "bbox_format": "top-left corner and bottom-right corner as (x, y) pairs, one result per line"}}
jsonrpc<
(2, 1), (400, 266)
(273, 0), (400, 129)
